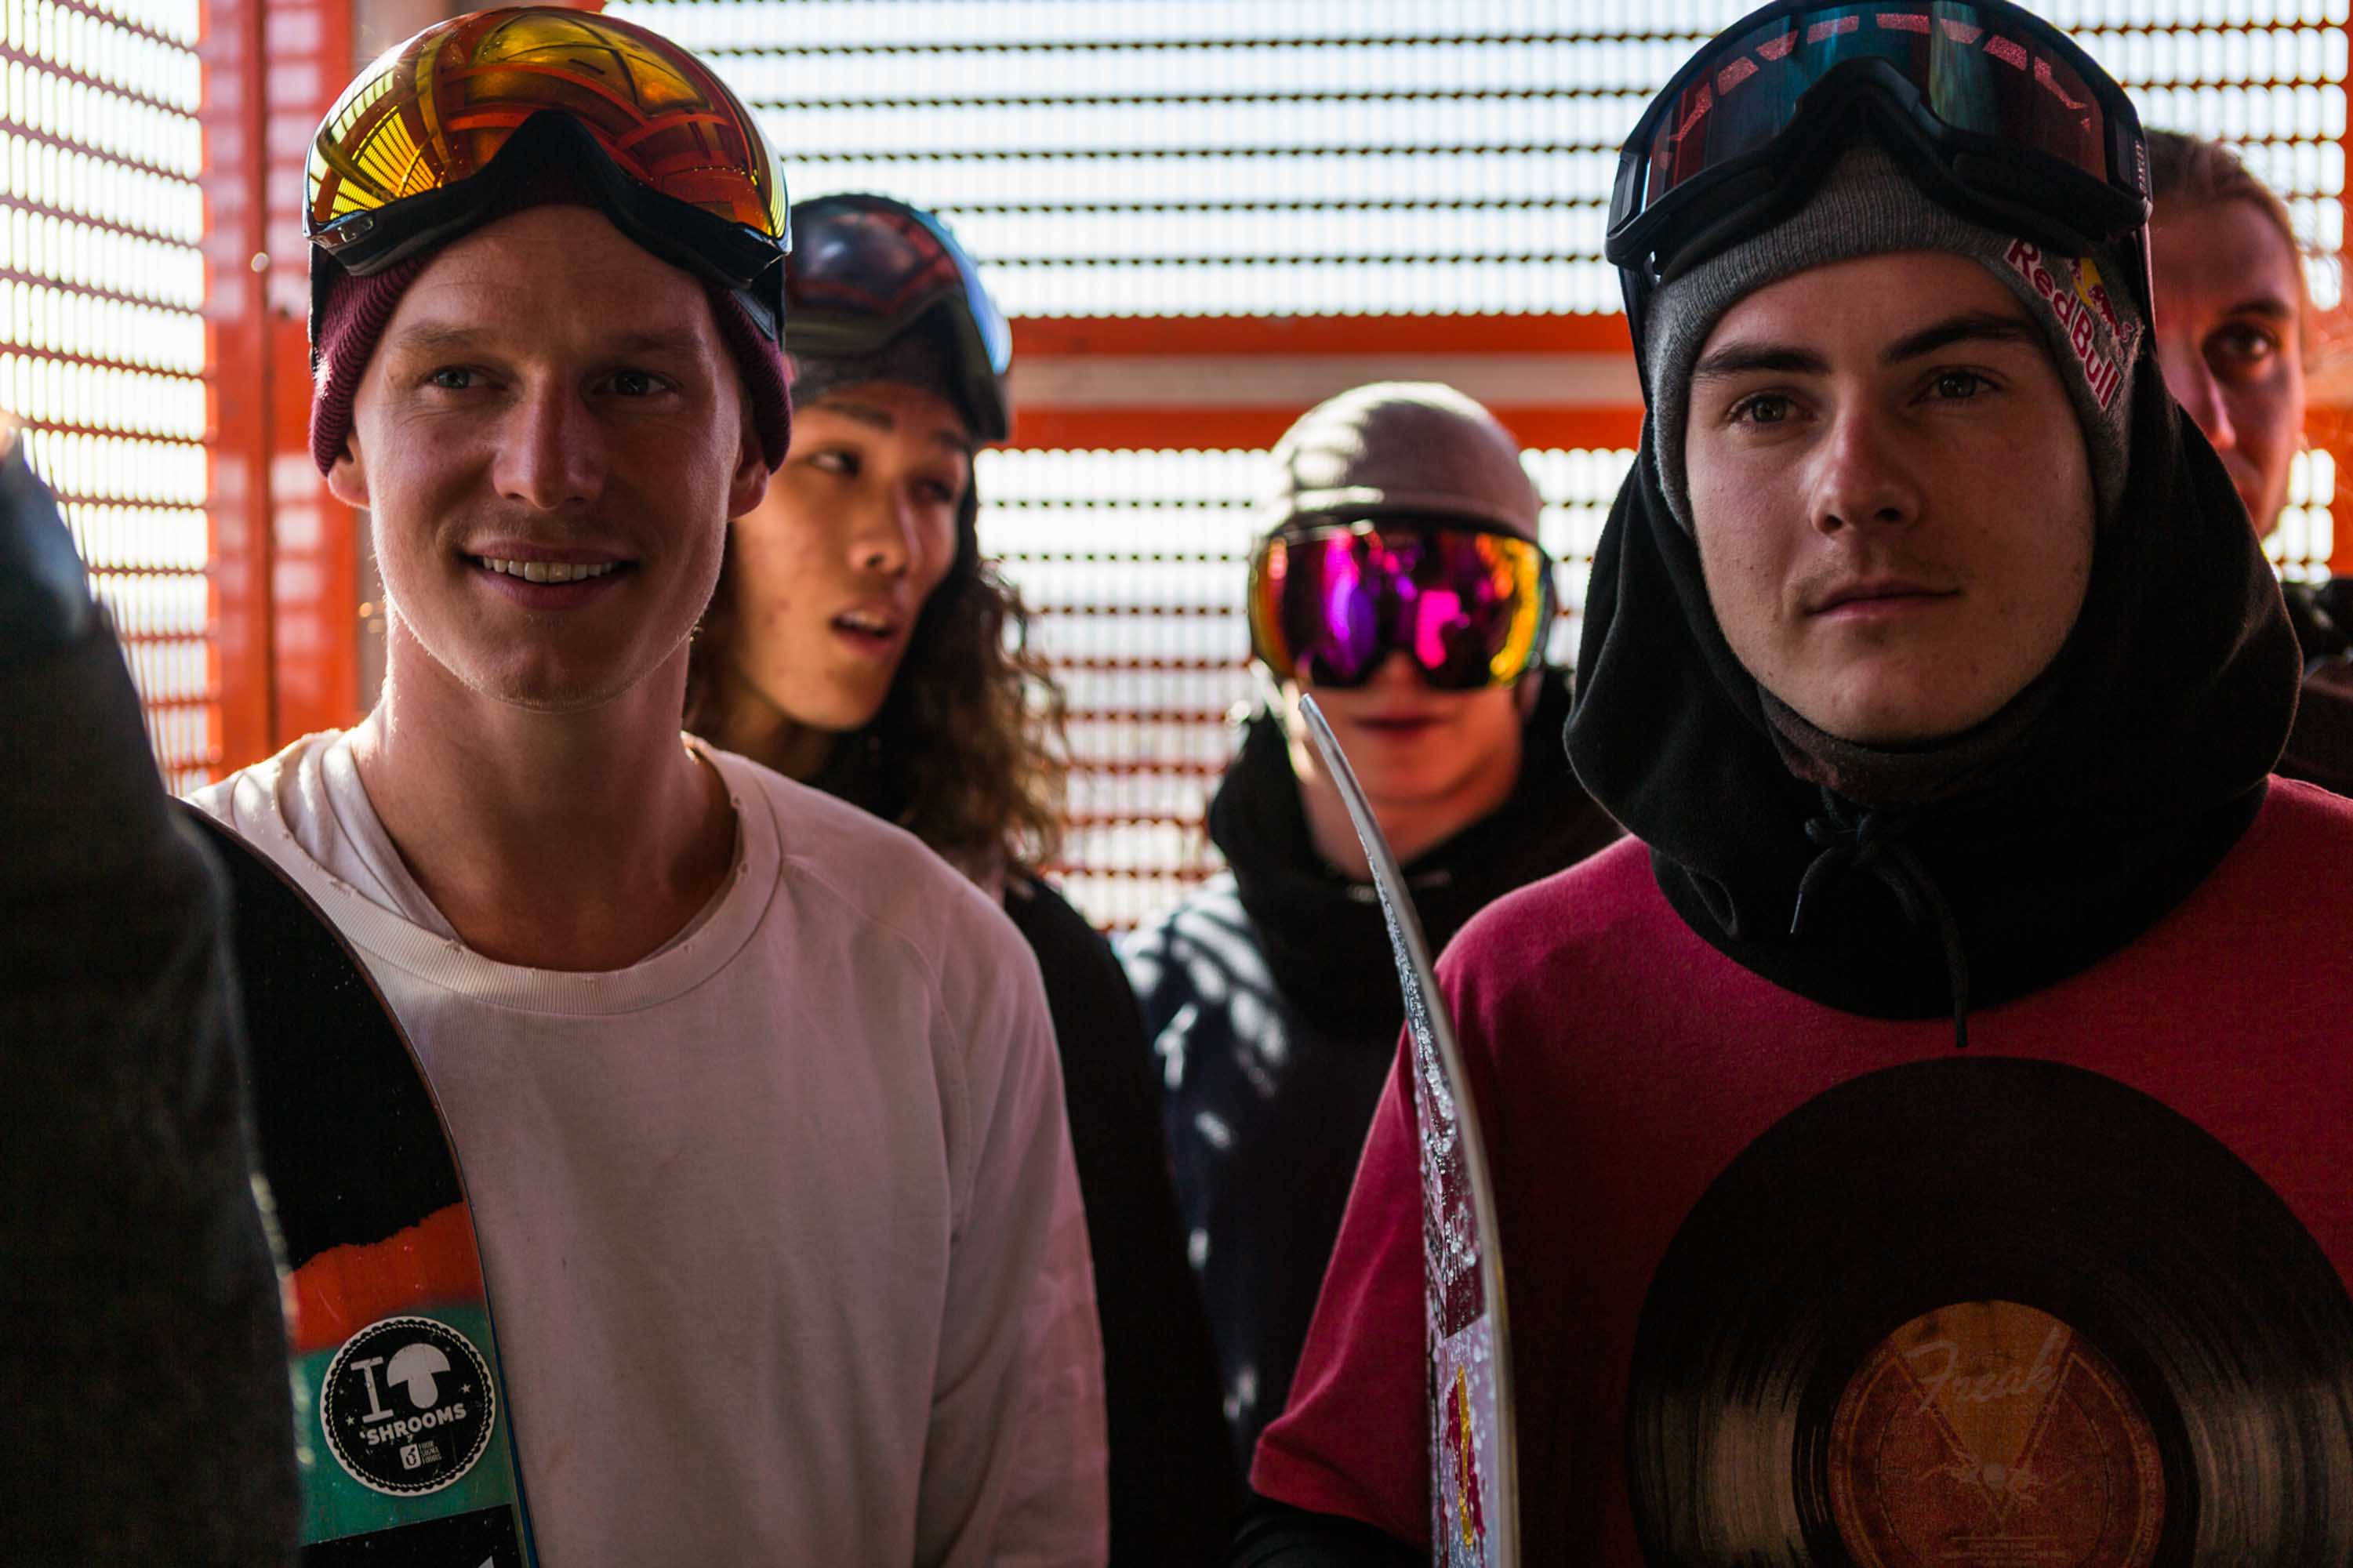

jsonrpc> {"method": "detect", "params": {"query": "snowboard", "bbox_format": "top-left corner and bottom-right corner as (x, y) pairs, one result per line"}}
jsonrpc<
(182, 805), (536, 1566)
(1298, 698), (1520, 1568)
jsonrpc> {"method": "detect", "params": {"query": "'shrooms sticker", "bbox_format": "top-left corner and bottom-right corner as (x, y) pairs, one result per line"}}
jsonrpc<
(319, 1316), (496, 1496)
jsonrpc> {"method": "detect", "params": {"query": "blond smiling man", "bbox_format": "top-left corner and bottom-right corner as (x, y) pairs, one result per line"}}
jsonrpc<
(193, 11), (1105, 1563)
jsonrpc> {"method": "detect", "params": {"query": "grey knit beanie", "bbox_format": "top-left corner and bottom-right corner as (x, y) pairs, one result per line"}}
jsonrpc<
(1646, 140), (2141, 532)
(1264, 381), (1540, 539)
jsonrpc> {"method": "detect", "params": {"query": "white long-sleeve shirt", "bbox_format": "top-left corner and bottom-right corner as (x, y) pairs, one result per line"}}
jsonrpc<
(194, 733), (1107, 1566)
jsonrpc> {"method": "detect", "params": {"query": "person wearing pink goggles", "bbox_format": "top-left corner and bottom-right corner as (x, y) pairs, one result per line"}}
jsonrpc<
(1120, 383), (1620, 1490)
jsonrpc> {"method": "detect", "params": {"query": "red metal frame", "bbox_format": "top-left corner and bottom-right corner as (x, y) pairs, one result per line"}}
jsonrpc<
(199, 0), (275, 769)
(1012, 314), (1635, 358)
(202, 0), (624, 775)
(263, 0), (359, 752)
(202, 0), (359, 775)
(1013, 402), (1643, 454)
(1011, 313), (1646, 452)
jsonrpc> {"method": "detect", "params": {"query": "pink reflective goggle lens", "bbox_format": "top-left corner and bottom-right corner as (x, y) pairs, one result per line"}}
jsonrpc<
(1247, 521), (1552, 691)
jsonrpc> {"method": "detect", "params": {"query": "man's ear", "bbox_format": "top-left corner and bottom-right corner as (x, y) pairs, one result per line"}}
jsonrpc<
(728, 401), (770, 519)
(1516, 666), (1545, 721)
(325, 430), (370, 510)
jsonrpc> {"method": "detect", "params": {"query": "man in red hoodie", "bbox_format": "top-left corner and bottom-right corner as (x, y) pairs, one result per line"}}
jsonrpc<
(1236, 5), (2353, 1563)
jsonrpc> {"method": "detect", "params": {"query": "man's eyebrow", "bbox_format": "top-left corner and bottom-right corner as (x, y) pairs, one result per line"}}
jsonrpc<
(1883, 310), (2040, 365)
(379, 323), (708, 359)
(379, 322), (487, 358)
(1690, 310), (2047, 386)
(1690, 343), (1831, 383)
(602, 328), (709, 360)
(819, 399), (895, 433)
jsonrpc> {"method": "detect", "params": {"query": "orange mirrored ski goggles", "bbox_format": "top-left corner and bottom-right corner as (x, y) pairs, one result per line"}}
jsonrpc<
(304, 6), (788, 338)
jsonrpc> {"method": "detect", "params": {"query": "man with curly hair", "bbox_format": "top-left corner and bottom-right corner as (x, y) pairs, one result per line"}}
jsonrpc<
(1124, 383), (1620, 1485)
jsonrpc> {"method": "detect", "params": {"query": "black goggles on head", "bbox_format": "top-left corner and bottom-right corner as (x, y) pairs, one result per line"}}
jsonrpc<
(787, 193), (1014, 443)
(304, 6), (790, 354)
(1607, 0), (2151, 365)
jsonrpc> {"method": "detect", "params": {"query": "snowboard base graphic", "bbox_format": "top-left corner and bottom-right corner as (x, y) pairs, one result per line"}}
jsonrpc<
(1298, 698), (1519, 1567)
(184, 806), (536, 1565)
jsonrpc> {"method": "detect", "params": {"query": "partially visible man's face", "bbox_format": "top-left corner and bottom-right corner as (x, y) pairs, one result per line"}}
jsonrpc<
(1683, 250), (2097, 746)
(1284, 655), (1524, 836)
(2150, 197), (2306, 536)
(330, 203), (768, 713)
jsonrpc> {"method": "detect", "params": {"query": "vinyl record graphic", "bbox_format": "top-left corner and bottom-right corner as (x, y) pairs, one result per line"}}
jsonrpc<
(1625, 1057), (2353, 1566)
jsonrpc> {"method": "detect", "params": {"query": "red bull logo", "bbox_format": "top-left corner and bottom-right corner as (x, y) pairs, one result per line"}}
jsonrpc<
(2002, 239), (2132, 412)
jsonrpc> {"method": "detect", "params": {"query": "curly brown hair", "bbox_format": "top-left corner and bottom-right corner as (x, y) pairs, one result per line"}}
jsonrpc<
(683, 497), (1070, 873)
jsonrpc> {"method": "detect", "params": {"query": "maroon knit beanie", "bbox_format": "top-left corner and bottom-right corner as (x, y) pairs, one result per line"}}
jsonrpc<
(308, 191), (792, 476)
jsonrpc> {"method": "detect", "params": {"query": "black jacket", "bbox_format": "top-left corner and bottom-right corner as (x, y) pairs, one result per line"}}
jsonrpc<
(1122, 673), (1620, 1479)
(804, 698), (1235, 1562)
(0, 454), (298, 1563)
(1000, 873), (1236, 1566)
(2282, 577), (2353, 795)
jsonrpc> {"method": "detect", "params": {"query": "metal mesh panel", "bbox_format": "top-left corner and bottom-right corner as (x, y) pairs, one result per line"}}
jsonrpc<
(2, 0), (209, 789)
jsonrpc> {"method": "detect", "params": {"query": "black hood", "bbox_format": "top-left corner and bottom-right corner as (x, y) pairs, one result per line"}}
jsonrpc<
(1210, 670), (1622, 1040)
(1566, 350), (2301, 1025)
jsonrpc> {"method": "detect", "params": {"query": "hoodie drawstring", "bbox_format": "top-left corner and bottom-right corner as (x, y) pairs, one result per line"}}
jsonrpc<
(1788, 789), (1973, 1050)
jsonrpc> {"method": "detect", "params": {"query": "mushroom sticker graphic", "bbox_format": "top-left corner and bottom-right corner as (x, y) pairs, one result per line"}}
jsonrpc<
(387, 1341), (452, 1409)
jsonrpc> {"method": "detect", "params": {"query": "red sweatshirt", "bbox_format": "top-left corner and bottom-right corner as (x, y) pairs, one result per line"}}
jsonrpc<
(1254, 779), (2353, 1564)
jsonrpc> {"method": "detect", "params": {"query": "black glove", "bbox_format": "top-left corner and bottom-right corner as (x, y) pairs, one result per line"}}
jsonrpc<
(0, 422), (303, 1561)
